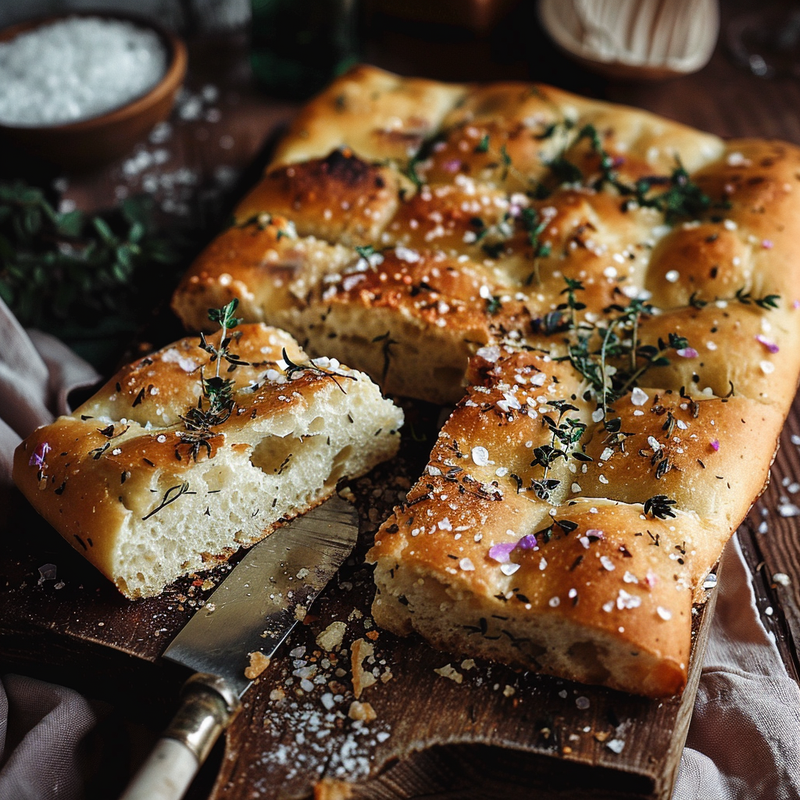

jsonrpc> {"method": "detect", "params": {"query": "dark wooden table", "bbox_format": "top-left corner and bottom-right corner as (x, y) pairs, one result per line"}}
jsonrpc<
(2, 1), (799, 798)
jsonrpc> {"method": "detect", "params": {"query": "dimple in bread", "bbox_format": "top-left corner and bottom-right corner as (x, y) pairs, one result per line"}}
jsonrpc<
(13, 321), (403, 599)
(170, 66), (800, 695)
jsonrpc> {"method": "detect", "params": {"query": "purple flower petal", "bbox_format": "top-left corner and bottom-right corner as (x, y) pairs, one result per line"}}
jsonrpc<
(676, 347), (698, 359)
(711, 439), (720, 451)
(443, 159), (462, 173)
(516, 534), (539, 551)
(756, 334), (779, 353)
(488, 542), (516, 563)
(29, 441), (50, 468)
(762, 239), (774, 249)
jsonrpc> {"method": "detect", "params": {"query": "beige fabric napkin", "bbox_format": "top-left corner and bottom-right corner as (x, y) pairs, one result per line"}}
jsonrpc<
(0, 297), (798, 799)
(0, 298), (99, 488)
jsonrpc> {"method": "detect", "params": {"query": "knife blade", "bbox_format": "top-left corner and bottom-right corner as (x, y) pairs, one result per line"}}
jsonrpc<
(119, 495), (359, 800)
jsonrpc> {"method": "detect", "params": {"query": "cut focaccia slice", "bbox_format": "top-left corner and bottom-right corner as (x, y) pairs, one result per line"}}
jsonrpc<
(368, 346), (783, 697)
(14, 322), (403, 599)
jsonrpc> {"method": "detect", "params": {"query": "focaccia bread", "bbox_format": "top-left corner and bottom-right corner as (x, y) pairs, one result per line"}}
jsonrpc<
(14, 322), (403, 599)
(368, 347), (785, 697)
(171, 66), (800, 405)
(170, 65), (800, 695)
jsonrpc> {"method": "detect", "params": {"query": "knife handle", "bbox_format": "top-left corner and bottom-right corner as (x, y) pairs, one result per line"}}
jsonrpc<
(120, 674), (240, 800)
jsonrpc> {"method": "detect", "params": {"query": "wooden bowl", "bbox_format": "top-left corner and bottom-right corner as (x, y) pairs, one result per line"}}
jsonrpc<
(0, 12), (187, 172)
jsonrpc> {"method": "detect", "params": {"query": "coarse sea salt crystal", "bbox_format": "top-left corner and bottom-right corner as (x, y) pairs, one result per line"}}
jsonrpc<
(471, 446), (490, 466)
(0, 17), (167, 126)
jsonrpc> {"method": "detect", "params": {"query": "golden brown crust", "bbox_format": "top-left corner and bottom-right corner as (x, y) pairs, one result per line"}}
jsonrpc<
(169, 65), (800, 695)
(14, 324), (403, 599)
(368, 347), (785, 696)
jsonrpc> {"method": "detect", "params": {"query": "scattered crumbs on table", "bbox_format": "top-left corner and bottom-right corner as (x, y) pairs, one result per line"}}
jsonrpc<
(773, 572), (791, 586)
(606, 738), (626, 754)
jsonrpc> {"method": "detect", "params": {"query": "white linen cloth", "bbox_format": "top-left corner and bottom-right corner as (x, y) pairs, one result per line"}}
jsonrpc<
(0, 297), (798, 800)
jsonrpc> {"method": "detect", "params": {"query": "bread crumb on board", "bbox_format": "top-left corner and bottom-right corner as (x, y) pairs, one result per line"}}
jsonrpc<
(316, 620), (347, 651)
(244, 651), (271, 680)
(351, 637), (377, 698)
(314, 778), (354, 800)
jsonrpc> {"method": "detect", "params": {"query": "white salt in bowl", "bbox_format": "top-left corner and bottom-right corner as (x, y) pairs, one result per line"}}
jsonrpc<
(0, 12), (187, 171)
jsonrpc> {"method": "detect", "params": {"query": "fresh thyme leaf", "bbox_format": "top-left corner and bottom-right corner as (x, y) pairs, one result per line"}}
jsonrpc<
(404, 155), (424, 189)
(355, 244), (376, 260)
(631, 161), (712, 223)
(756, 294), (781, 310)
(499, 145), (512, 181)
(208, 299), (242, 331)
(520, 207), (552, 274)
(485, 295), (502, 314)
(475, 134), (490, 153)
(527, 400), (588, 503)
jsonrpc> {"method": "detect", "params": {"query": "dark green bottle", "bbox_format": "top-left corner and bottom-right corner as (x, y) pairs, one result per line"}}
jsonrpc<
(249, 0), (361, 99)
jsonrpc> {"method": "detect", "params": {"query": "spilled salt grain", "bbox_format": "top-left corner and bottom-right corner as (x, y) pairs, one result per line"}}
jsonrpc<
(607, 738), (626, 753)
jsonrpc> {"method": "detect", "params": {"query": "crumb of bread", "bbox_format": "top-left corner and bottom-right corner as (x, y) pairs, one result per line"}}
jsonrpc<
(434, 663), (463, 684)
(347, 700), (377, 722)
(316, 621), (347, 651)
(244, 651), (271, 680)
(314, 778), (354, 800)
(350, 638), (376, 699)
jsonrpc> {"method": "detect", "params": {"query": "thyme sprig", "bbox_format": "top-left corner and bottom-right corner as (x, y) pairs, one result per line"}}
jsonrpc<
(280, 347), (356, 393)
(535, 120), (716, 224)
(178, 300), (246, 460)
(142, 482), (193, 521)
(689, 288), (780, 310)
(530, 400), (590, 502)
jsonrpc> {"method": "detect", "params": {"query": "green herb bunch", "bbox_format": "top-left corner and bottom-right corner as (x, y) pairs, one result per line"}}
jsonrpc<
(0, 182), (179, 336)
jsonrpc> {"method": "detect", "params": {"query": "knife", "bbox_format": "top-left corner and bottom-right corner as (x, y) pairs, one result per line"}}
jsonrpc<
(119, 494), (359, 800)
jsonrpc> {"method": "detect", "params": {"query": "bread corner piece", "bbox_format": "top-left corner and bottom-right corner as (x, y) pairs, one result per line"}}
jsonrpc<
(14, 324), (403, 599)
(368, 346), (784, 698)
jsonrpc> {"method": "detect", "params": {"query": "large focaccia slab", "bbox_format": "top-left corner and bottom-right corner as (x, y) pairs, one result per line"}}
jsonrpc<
(171, 66), (800, 695)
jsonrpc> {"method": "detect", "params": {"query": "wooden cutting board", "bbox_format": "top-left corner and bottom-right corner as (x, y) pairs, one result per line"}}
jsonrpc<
(1, 396), (729, 800)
